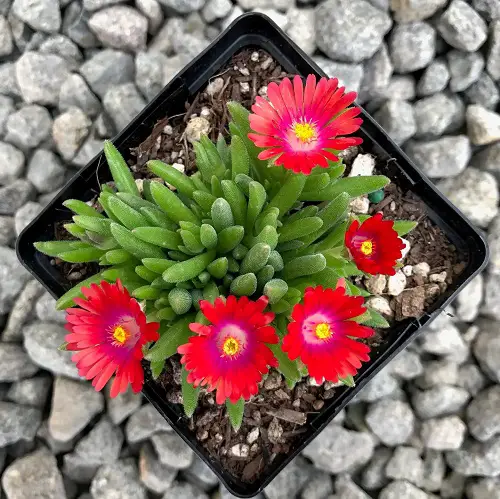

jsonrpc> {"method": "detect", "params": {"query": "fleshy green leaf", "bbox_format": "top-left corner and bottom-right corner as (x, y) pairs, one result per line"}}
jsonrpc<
(73, 215), (113, 237)
(34, 240), (91, 257)
(283, 254), (327, 280)
(216, 226), (244, 253)
(240, 243), (271, 274)
(142, 258), (175, 274)
(145, 316), (193, 362)
(55, 273), (104, 310)
(207, 257), (228, 279)
(103, 140), (140, 196)
(133, 227), (182, 250)
(63, 199), (104, 218)
(163, 251), (216, 283)
(58, 247), (106, 263)
(362, 308), (391, 328)
(269, 174), (307, 217)
(263, 279), (288, 304)
(393, 220), (418, 236)
(279, 217), (323, 243)
(211, 198), (234, 232)
(226, 398), (245, 432)
(132, 286), (162, 300)
(168, 288), (193, 315)
(246, 181), (267, 233)
(105, 249), (134, 264)
(231, 135), (250, 180)
(230, 273), (257, 296)
(148, 160), (196, 197)
(182, 366), (200, 418)
(151, 360), (165, 379)
(200, 224), (218, 249)
(221, 180), (247, 226)
(150, 181), (199, 225)
(256, 265), (275, 289)
(107, 196), (149, 229)
(270, 343), (301, 386)
(339, 375), (355, 387)
(111, 223), (165, 259)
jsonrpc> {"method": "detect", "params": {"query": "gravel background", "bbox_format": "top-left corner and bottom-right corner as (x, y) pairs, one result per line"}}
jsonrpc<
(0, 0), (499, 498)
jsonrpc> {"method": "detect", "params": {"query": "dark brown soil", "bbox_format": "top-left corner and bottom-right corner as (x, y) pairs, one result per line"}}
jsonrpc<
(54, 49), (465, 483)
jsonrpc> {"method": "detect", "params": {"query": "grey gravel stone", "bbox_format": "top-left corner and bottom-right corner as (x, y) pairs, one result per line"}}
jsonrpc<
(36, 420), (76, 455)
(0, 343), (38, 382)
(366, 400), (415, 446)
(361, 447), (392, 490)
(106, 385), (142, 425)
(488, 20), (500, 81)
(59, 74), (101, 118)
(447, 50), (485, 92)
(103, 83), (146, 132)
(135, 51), (169, 101)
(420, 450), (446, 492)
(315, 0), (392, 63)
(413, 93), (462, 139)
(446, 436), (500, 477)
(0, 246), (31, 313)
(0, 215), (14, 246)
(72, 137), (105, 167)
(380, 480), (428, 499)
(417, 58), (450, 96)
(16, 52), (70, 106)
(7, 375), (51, 408)
(386, 446), (424, 484)
(202, 0), (232, 23)
(35, 291), (66, 324)
(0, 401), (42, 447)
(0, 95), (14, 137)
(2, 447), (65, 499)
(91, 458), (146, 499)
(303, 422), (375, 473)
(455, 273), (484, 322)
(264, 457), (312, 499)
(125, 403), (171, 443)
(183, 456), (218, 491)
(359, 43), (393, 101)
(39, 35), (83, 70)
(483, 274), (500, 321)
(441, 471), (467, 498)
(374, 100), (416, 145)
(83, 0), (124, 9)
(15, 201), (42, 236)
(438, 167), (499, 227)
(313, 57), (364, 93)
(63, 1), (99, 49)
(300, 470), (333, 499)
(466, 104), (500, 145)
(135, 0), (163, 34)
(390, 0), (447, 22)
(473, 0), (500, 20)
(80, 49), (135, 99)
(52, 107), (92, 161)
(467, 386), (500, 442)
(421, 416), (467, 450)
(0, 142), (24, 185)
(0, 179), (35, 216)
(64, 416), (124, 483)
(467, 478), (500, 498)
(487, 215), (500, 271)
(385, 75), (416, 100)
(286, 8), (315, 56)
(412, 385), (470, 419)
(49, 377), (104, 443)
(0, 14), (13, 57)
(0, 62), (21, 97)
(24, 321), (80, 378)
(465, 72), (500, 109)
(405, 135), (470, 178)
(158, 0), (204, 13)
(5, 104), (52, 151)
(2, 280), (44, 342)
(27, 149), (66, 194)
(458, 363), (487, 397)
(151, 432), (193, 470)
(353, 366), (401, 402)
(138, 442), (177, 494)
(162, 55), (186, 86)
(437, 0), (488, 52)
(388, 350), (424, 380)
(163, 481), (208, 499)
(12, 0), (61, 33)
(333, 474), (370, 499)
(389, 22), (436, 73)
(89, 6), (148, 53)
(417, 360), (459, 389)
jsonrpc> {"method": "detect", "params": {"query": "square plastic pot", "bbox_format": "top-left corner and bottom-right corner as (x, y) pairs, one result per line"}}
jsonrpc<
(17, 13), (488, 498)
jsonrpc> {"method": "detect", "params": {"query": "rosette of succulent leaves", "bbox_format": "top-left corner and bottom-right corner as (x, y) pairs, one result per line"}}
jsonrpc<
(36, 102), (416, 422)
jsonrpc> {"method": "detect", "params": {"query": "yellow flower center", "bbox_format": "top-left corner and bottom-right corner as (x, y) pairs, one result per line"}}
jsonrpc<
(315, 322), (332, 340)
(222, 337), (240, 356)
(112, 325), (129, 345)
(293, 122), (316, 143)
(360, 240), (373, 256)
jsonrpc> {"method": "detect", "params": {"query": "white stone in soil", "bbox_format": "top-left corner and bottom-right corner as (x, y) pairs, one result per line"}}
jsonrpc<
(466, 104), (500, 145)
(206, 77), (224, 97)
(466, 386), (500, 442)
(231, 443), (249, 458)
(429, 271), (447, 283)
(413, 262), (430, 277)
(366, 296), (393, 317)
(403, 265), (413, 276)
(421, 416), (467, 450)
(0, 14), (13, 57)
(135, 0), (164, 35)
(399, 238), (411, 260)
(388, 270), (407, 296)
(349, 196), (370, 214)
(348, 153), (375, 177)
(247, 427), (260, 445)
(365, 274), (387, 295)
(185, 116), (211, 144)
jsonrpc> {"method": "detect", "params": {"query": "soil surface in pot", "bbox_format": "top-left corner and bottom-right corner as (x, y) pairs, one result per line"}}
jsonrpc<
(53, 49), (465, 483)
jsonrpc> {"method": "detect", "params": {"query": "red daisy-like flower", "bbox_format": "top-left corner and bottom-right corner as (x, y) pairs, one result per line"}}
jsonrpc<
(345, 213), (406, 276)
(178, 295), (279, 405)
(248, 75), (363, 175)
(65, 280), (159, 397)
(282, 282), (374, 384)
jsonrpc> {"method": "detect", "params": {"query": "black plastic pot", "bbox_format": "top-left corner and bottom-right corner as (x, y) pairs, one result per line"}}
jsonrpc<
(17, 13), (488, 498)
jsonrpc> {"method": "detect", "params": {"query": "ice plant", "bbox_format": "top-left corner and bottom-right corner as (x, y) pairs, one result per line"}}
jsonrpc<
(178, 296), (279, 404)
(65, 279), (159, 397)
(248, 75), (363, 174)
(35, 74), (417, 426)
(345, 212), (406, 276)
(282, 282), (373, 384)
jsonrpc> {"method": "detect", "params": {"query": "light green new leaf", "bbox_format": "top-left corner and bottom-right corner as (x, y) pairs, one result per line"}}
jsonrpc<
(226, 398), (245, 432)
(103, 140), (140, 196)
(34, 240), (91, 257)
(148, 160), (196, 197)
(145, 316), (193, 362)
(393, 220), (418, 236)
(73, 215), (113, 237)
(231, 135), (250, 180)
(216, 226), (244, 253)
(151, 360), (165, 379)
(110, 223), (165, 259)
(279, 217), (323, 243)
(182, 366), (200, 418)
(269, 174), (307, 217)
(63, 199), (104, 218)
(221, 180), (247, 226)
(150, 181), (199, 225)
(270, 344), (301, 386)
(283, 254), (327, 280)
(163, 250), (216, 283)
(211, 198), (234, 232)
(240, 243), (271, 274)
(107, 196), (149, 230)
(133, 227), (182, 250)
(58, 247), (106, 263)
(55, 273), (105, 310)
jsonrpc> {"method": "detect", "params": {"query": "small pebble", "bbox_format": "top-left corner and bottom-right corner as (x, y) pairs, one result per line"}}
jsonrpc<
(185, 117), (210, 144)
(251, 52), (259, 62)
(246, 428), (259, 445)
(239, 67), (250, 76)
(413, 262), (431, 277)
(261, 57), (273, 70)
(366, 296), (394, 317)
(200, 107), (211, 118)
(400, 238), (411, 260)
(206, 77), (224, 97)
(365, 274), (387, 295)
(230, 444), (249, 458)
(388, 270), (407, 296)
(403, 265), (413, 276)
(240, 82), (250, 93)
(163, 125), (173, 134)
(430, 271), (447, 283)
(258, 86), (268, 97)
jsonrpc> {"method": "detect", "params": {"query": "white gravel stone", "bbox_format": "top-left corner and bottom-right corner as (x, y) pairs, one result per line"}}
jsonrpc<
(390, 0), (447, 22)
(365, 274), (387, 295)
(412, 385), (470, 419)
(286, 8), (315, 56)
(388, 270), (407, 296)
(349, 154), (375, 177)
(0, 142), (24, 185)
(366, 296), (393, 317)
(103, 83), (147, 132)
(366, 400), (415, 446)
(421, 416), (467, 450)
(12, 0), (61, 33)
(151, 432), (194, 469)
(0, 14), (13, 57)
(185, 116), (211, 144)
(466, 104), (500, 145)
(59, 74), (101, 118)
(52, 107), (92, 161)
(467, 386), (500, 442)
(135, 0), (163, 34)
(5, 104), (52, 150)
(313, 57), (364, 94)
(455, 273), (484, 322)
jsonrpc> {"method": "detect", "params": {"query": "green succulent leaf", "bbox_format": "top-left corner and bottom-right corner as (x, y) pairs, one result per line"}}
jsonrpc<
(103, 140), (140, 196)
(163, 251), (216, 283)
(207, 257), (228, 279)
(270, 343), (301, 386)
(58, 247), (106, 263)
(263, 279), (288, 304)
(55, 273), (105, 310)
(226, 398), (245, 432)
(393, 220), (418, 236)
(64, 199), (104, 218)
(34, 240), (91, 257)
(200, 224), (218, 249)
(133, 227), (182, 250)
(221, 180), (247, 226)
(216, 226), (244, 254)
(148, 160), (196, 197)
(269, 174), (307, 217)
(110, 223), (165, 259)
(231, 135), (250, 180)
(150, 181), (199, 225)
(240, 243), (271, 274)
(283, 254), (327, 280)
(182, 366), (200, 418)
(151, 360), (165, 379)
(279, 217), (323, 243)
(230, 273), (257, 296)
(168, 288), (193, 315)
(145, 316), (193, 362)
(211, 198), (234, 232)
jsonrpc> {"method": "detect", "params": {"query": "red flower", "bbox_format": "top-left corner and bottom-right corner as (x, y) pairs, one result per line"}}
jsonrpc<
(345, 213), (405, 276)
(65, 280), (159, 397)
(248, 75), (363, 175)
(282, 283), (373, 384)
(178, 296), (279, 405)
